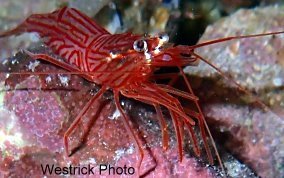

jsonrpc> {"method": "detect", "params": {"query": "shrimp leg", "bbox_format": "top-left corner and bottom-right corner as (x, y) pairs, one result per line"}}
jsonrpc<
(154, 68), (217, 165)
(155, 67), (225, 172)
(121, 82), (196, 161)
(64, 86), (106, 156)
(153, 104), (169, 150)
(113, 90), (144, 175)
(178, 66), (224, 171)
(129, 97), (170, 151)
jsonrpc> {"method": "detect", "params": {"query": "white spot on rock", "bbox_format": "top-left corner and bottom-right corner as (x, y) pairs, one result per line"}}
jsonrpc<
(58, 75), (70, 87)
(45, 76), (52, 84)
(29, 32), (40, 42)
(273, 77), (282, 87)
(109, 108), (121, 120)
(114, 149), (125, 161)
(28, 60), (40, 72)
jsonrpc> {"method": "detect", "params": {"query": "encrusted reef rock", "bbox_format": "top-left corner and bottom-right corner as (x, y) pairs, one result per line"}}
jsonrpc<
(185, 6), (284, 178)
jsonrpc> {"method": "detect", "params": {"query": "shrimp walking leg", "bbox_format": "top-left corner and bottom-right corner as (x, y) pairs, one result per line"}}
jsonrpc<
(157, 83), (205, 158)
(64, 86), (106, 155)
(113, 91), (144, 175)
(157, 73), (214, 164)
(127, 97), (170, 152)
(170, 110), (184, 161)
(121, 82), (196, 161)
(179, 67), (224, 172)
(158, 84), (199, 101)
(122, 83), (195, 125)
(155, 67), (222, 166)
(129, 98), (179, 158)
(153, 104), (169, 150)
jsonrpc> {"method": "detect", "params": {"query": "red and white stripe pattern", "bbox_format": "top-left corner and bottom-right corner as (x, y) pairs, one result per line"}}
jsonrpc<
(23, 7), (111, 71)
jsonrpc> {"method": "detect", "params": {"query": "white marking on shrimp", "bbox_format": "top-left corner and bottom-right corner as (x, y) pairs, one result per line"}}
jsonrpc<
(145, 52), (152, 63)
(162, 54), (172, 61)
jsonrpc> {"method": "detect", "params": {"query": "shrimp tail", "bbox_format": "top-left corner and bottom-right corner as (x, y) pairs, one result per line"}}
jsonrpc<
(0, 7), (110, 39)
(0, 9), (57, 37)
(0, 22), (28, 37)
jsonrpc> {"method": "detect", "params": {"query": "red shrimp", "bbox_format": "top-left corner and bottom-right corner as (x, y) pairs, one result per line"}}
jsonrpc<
(0, 7), (283, 176)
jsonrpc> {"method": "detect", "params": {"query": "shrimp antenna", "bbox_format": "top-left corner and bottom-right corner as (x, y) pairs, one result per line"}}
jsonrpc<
(191, 52), (283, 121)
(189, 31), (284, 49)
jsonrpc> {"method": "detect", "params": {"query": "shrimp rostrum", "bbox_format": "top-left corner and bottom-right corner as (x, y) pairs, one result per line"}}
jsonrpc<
(0, 7), (283, 174)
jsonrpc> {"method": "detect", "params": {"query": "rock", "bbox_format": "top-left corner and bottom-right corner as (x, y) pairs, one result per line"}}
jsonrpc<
(185, 6), (284, 178)
(186, 5), (284, 91)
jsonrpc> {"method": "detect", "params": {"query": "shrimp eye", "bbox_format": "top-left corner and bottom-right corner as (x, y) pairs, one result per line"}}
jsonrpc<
(158, 33), (169, 43)
(133, 39), (147, 52)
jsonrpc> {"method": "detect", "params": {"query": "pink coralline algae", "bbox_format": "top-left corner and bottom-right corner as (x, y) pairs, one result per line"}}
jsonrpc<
(5, 82), (65, 152)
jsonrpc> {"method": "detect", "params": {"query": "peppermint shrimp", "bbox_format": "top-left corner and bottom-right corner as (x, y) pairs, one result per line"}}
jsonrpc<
(0, 7), (283, 176)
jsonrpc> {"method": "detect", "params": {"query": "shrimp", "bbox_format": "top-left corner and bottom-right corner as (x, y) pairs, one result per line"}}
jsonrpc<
(0, 7), (283, 176)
